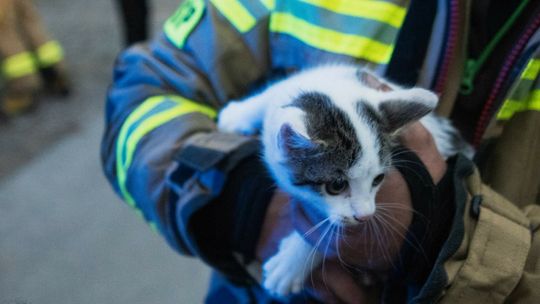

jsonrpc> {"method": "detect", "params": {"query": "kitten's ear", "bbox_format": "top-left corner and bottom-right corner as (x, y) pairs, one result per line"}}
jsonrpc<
(278, 123), (317, 155)
(357, 69), (393, 92)
(378, 88), (438, 133)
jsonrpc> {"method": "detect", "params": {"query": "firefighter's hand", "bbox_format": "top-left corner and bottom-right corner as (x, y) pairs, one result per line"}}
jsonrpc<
(256, 122), (447, 302)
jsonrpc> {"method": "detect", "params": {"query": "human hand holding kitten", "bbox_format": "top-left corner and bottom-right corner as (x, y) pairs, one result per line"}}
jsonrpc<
(218, 64), (466, 299)
(256, 122), (446, 303)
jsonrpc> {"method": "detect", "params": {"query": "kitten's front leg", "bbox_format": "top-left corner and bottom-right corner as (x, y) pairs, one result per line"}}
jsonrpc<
(263, 231), (322, 297)
(217, 94), (269, 135)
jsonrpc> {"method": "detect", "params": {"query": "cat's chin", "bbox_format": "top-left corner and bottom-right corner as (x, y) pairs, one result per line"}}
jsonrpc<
(336, 215), (374, 227)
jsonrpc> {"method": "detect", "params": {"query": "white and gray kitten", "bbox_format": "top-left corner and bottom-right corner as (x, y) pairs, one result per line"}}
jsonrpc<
(217, 64), (472, 297)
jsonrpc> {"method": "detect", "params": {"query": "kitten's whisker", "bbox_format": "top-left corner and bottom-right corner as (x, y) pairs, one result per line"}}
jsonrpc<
(303, 218), (331, 238)
(337, 224), (356, 249)
(377, 202), (424, 218)
(390, 163), (429, 181)
(391, 159), (432, 169)
(377, 209), (428, 261)
(305, 225), (325, 284)
(374, 212), (410, 250)
(373, 213), (402, 267)
(366, 218), (375, 264)
(320, 224), (335, 293)
(369, 216), (388, 268)
(390, 148), (424, 159)
(372, 215), (396, 269)
(335, 225), (357, 271)
(378, 209), (428, 262)
(307, 223), (333, 292)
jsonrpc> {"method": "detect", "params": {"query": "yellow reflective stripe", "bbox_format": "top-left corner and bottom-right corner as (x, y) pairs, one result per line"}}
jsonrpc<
(36, 41), (63, 67)
(122, 101), (216, 176)
(116, 97), (164, 207)
(300, 0), (406, 28)
(211, 0), (256, 33)
(134, 208), (159, 233)
(261, 0), (275, 10)
(164, 0), (205, 48)
(149, 221), (159, 233)
(1, 51), (37, 79)
(521, 59), (540, 80)
(270, 12), (393, 64)
(497, 90), (540, 120)
(116, 95), (216, 209)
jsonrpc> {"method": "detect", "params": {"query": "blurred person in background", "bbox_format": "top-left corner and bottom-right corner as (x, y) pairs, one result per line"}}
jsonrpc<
(103, 0), (540, 303)
(115, 0), (150, 46)
(0, 0), (70, 120)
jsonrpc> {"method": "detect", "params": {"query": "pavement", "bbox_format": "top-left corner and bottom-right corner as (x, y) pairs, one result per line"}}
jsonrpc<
(0, 0), (210, 303)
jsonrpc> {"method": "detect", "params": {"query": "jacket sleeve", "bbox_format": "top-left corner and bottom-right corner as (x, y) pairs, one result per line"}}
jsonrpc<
(101, 0), (273, 277)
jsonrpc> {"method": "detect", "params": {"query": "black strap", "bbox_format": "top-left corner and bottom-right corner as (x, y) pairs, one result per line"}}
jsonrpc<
(385, 0), (438, 86)
(384, 146), (455, 302)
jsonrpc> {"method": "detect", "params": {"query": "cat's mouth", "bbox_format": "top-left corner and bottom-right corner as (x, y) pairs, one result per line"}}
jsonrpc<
(340, 214), (373, 226)
(353, 214), (371, 222)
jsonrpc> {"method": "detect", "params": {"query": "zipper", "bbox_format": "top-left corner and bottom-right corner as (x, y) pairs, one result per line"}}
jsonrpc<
(472, 12), (540, 147)
(434, 0), (459, 95)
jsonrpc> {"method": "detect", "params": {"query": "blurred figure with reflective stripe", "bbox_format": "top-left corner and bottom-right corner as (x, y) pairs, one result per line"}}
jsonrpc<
(0, 0), (70, 119)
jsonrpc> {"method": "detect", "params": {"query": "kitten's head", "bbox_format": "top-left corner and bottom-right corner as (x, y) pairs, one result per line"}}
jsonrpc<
(268, 66), (437, 225)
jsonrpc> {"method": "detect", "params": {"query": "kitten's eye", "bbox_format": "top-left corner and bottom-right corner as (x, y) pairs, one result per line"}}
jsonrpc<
(324, 179), (349, 195)
(372, 174), (385, 187)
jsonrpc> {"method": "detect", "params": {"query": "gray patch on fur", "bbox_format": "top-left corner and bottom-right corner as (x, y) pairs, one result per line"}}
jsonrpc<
(281, 92), (361, 188)
(379, 99), (433, 132)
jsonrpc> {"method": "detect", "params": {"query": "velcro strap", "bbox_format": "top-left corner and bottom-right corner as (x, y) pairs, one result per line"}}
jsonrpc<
(442, 171), (531, 303)
(176, 132), (259, 172)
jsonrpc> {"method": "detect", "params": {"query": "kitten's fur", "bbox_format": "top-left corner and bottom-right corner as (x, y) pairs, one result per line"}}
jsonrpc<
(217, 64), (472, 297)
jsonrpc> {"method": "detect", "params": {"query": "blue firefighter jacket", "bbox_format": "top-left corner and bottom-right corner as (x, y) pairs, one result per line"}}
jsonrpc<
(101, 0), (540, 302)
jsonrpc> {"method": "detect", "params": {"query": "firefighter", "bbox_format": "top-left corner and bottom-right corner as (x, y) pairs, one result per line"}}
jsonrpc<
(0, 0), (69, 119)
(102, 0), (540, 302)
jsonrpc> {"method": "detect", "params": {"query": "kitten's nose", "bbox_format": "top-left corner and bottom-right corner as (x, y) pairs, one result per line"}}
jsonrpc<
(353, 214), (370, 222)
(351, 203), (376, 221)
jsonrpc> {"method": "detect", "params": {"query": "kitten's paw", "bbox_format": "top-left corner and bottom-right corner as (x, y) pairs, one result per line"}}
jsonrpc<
(262, 232), (321, 297)
(262, 251), (306, 297)
(217, 102), (260, 135)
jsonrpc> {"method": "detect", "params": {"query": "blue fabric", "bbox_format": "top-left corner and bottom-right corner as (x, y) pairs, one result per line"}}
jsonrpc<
(205, 271), (320, 304)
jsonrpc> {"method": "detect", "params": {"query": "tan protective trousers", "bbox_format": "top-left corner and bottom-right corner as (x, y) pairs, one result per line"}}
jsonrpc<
(0, 0), (63, 96)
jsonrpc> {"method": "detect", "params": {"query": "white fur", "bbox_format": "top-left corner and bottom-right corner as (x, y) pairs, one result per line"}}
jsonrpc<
(217, 64), (470, 296)
(262, 231), (322, 297)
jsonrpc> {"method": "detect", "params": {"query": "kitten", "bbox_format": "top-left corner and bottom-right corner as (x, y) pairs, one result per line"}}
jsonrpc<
(217, 64), (472, 297)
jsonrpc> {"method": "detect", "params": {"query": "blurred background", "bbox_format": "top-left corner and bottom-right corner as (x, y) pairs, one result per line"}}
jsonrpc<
(0, 0), (210, 303)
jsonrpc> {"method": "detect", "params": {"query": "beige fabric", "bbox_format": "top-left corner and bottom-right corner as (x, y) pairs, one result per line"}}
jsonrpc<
(505, 204), (540, 302)
(483, 111), (540, 206)
(441, 170), (533, 303)
(13, 0), (51, 49)
(0, 0), (54, 94)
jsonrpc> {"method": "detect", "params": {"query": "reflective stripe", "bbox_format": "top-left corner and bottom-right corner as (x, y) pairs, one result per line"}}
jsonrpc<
(261, 0), (275, 10)
(280, 0), (399, 45)
(164, 0), (205, 48)
(300, 0), (407, 28)
(497, 57), (540, 120)
(497, 90), (540, 120)
(116, 95), (216, 209)
(211, 0), (256, 33)
(135, 208), (158, 233)
(1, 51), (37, 79)
(36, 41), (63, 67)
(270, 12), (394, 64)
(521, 59), (540, 80)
